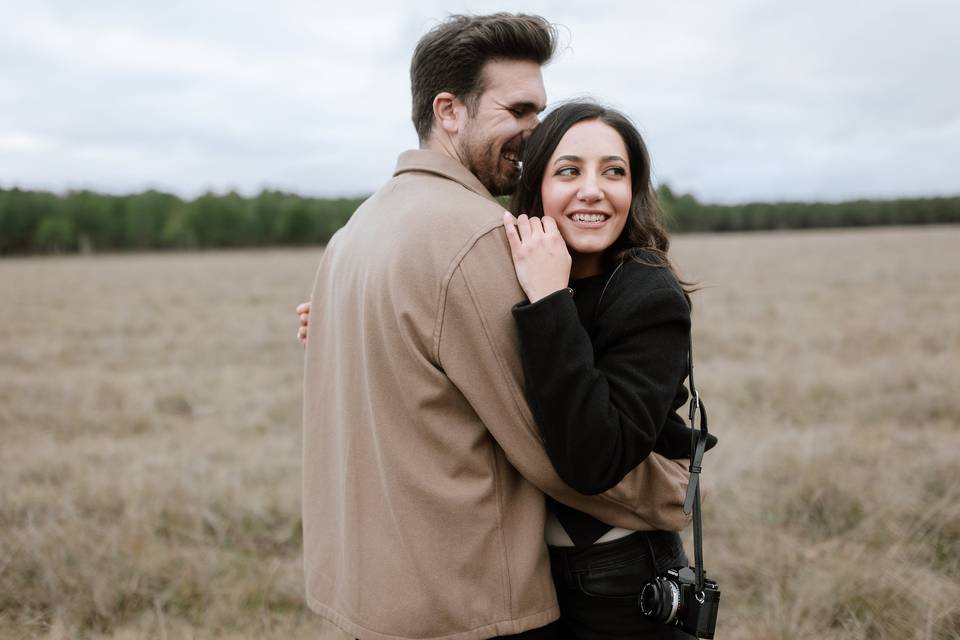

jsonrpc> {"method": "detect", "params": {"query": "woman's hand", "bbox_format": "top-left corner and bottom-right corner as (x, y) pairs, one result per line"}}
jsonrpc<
(503, 212), (571, 303)
(296, 301), (311, 345)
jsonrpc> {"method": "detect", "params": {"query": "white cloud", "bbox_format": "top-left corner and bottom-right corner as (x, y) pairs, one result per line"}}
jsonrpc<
(0, 132), (57, 153)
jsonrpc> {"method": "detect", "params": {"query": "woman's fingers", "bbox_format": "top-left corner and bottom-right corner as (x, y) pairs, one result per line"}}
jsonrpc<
(541, 216), (566, 248)
(297, 301), (311, 344)
(516, 213), (532, 242)
(527, 216), (544, 236)
(505, 212), (555, 253)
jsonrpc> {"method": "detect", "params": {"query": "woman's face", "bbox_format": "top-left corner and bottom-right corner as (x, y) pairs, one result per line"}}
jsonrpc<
(540, 119), (632, 261)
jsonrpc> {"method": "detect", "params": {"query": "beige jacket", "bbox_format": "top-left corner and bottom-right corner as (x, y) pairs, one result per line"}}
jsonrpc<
(302, 149), (691, 640)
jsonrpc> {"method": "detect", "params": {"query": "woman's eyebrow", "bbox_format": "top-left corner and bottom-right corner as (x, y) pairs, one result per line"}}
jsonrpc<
(553, 154), (626, 164)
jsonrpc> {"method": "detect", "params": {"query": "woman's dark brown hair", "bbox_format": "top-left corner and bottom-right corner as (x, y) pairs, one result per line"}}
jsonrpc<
(510, 100), (694, 300)
(409, 13), (557, 143)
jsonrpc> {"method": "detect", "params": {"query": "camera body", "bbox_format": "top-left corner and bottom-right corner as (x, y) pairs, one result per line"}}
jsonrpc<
(640, 566), (720, 639)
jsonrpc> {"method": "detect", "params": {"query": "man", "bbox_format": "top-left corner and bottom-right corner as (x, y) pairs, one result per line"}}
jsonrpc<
(302, 13), (689, 640)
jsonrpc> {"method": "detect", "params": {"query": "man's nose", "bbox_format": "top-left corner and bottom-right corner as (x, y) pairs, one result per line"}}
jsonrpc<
(524, 110), (543, 134)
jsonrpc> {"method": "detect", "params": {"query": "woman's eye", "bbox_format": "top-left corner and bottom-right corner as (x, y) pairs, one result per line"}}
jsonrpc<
(556, 167), (578, 177)
(604, 167), (627, 176)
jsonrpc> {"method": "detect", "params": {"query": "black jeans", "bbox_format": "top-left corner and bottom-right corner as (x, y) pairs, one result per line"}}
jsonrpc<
(548, 531), (696, 640)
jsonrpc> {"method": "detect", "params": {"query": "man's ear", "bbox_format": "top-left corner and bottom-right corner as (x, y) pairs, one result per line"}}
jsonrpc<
(433, 92), (465, 135)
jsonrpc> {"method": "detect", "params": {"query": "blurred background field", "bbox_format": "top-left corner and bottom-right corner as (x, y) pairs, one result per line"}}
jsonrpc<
(1, 225), (959, 639)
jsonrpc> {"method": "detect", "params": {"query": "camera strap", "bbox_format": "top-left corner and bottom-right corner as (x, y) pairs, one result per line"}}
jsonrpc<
(683, 330), (709, 595)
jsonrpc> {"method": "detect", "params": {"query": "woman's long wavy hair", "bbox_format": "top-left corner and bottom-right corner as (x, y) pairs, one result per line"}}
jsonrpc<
(510, 101), (694, 302)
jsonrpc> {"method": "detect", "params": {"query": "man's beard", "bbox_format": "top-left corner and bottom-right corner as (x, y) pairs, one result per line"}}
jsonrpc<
(459, 134), (521, 197)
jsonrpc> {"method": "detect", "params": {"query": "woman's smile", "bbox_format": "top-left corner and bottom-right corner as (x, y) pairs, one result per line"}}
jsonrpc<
(566, 209), (612, 227)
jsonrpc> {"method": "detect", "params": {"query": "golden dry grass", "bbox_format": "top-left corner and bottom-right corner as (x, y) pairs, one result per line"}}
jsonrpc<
(1, 226), (958, 639)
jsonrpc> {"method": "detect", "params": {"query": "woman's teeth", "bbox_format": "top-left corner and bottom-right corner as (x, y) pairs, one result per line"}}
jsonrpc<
(571, 213), (608, 223)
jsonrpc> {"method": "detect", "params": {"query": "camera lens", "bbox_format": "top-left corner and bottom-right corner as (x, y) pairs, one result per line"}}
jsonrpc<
(640, 578), (680, 623)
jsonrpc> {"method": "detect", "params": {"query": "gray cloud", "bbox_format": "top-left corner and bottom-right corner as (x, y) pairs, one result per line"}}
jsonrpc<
(1, 0), (957, 202)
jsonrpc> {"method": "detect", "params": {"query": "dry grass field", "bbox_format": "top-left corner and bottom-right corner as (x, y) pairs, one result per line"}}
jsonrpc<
(1, 225), (958, 639)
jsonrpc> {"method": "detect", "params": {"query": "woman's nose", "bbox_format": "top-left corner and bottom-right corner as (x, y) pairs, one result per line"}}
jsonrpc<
(577, 175), (603, 202)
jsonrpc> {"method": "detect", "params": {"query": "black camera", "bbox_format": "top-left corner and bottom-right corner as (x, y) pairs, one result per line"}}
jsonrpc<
(640, 566), (720, 639)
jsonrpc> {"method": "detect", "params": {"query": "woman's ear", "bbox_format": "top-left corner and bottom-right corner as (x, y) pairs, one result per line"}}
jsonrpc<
(433, 92), (465, 135)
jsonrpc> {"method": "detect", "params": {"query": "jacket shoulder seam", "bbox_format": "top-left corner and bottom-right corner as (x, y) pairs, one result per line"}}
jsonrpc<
(432, 222), (502, 363)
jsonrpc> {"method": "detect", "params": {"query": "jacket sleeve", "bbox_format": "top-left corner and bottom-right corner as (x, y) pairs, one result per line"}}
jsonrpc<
(511, 282), (690, 495)
(437, 228), (692, 531)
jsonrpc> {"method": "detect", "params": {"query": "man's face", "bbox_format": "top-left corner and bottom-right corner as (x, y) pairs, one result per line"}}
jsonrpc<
(458, 59), (546, 196)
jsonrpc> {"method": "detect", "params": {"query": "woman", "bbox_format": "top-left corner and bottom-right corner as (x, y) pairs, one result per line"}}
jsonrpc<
(297, 101), (716, 639)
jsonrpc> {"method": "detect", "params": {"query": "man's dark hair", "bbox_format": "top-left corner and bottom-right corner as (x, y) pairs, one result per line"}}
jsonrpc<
(410, 13), (557, 143)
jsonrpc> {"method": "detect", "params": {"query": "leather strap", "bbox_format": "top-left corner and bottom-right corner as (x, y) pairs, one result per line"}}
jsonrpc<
(683, 330), (710, 595)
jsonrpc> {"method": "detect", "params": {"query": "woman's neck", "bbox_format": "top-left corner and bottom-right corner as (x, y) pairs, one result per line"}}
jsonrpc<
(570, 252), (604, 280)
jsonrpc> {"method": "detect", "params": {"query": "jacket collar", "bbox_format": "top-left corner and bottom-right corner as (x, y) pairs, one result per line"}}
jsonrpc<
(394, 149), (496, 202)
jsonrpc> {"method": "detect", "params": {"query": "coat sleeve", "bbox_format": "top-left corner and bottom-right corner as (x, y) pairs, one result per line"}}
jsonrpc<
(437, 228), (692, 531)
(511, 280), (690, 495)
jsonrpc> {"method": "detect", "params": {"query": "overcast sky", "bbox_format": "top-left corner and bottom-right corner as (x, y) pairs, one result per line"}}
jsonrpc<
(1, 0), (958, 203)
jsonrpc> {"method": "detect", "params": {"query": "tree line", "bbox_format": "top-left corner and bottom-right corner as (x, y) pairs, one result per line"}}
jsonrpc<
(658, 186), (960, 232)
(1, 185), (957, 255)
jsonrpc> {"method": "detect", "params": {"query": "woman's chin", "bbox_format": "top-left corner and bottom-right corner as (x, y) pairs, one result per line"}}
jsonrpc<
(569, 241), (611, 257)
